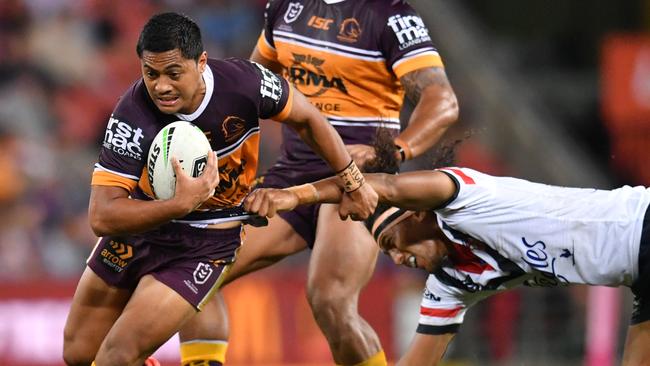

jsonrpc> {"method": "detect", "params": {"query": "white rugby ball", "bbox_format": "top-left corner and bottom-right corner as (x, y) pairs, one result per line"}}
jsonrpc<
(147, 121), (213, 200)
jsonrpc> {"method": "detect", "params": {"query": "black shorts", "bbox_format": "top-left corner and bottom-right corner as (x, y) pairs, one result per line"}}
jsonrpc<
(630, 204), (650, 324)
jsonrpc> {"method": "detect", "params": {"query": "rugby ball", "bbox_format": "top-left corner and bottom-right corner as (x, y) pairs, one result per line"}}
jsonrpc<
(147, 121), (213, 200)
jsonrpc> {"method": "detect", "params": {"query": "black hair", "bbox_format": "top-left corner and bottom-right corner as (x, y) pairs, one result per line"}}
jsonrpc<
(136, 12), (203, 61)
(362, 128), (400, 174)
(363, 128), (473, 238)
(363, 127), (473, 174)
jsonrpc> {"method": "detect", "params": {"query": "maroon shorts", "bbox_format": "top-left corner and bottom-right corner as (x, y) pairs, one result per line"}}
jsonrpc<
(256, 163), (331, 248)
(86, 223), (242, 310)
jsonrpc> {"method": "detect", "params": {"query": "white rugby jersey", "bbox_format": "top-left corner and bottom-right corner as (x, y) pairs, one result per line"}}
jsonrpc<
(417, 167), (650, 335)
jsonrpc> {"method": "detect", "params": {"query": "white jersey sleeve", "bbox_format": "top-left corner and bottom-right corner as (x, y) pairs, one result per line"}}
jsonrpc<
(417, 274), (470, 334)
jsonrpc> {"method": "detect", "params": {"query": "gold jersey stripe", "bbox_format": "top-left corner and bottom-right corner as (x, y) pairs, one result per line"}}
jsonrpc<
(91, 170), (137, 192)
(393, 53), (444, 79)
(256, 32), (277, 61)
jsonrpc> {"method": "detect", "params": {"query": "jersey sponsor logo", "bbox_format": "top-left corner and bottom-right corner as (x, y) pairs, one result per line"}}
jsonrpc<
(387, 14), (432, 50)
(100, 240), (134, 272)
(253, 62), (283, 103)
(308, 15), (334, 30)
(313, 102), (341, 112)
(283, 2), (304, 24)
(288, 53), (348, 97)
(103, 116), (145, 160)
(423, 288), (441, 301)
(337, 18), (362, 43)
(221, 116), (247, 143)
(193, 262), (214, 285)
(520, 237), (569, 287)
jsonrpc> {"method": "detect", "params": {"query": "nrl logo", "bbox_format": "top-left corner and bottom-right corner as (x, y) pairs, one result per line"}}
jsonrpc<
(193, 262), (214, 285)
(284, 2), (304, 24)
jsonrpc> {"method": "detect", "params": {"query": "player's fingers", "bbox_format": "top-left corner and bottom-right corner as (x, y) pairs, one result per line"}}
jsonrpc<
(259, 196), (272, 217)
(243, 191), (257, 211)
(247, 193), (261, 214)
(338, 205), (350, 221)
(171, 156), (182, 175)
(267, 200), (277, 218)
(205, 151), (219, 182)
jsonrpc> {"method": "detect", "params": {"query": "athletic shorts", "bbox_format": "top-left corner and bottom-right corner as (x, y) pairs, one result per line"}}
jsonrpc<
(256, 162), (332, 248)
(86, 223), (242, 311)
(631, 204), (650, 324)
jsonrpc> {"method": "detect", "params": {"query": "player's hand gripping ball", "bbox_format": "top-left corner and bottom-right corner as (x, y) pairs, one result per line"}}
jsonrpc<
(147, 121), (213, 200)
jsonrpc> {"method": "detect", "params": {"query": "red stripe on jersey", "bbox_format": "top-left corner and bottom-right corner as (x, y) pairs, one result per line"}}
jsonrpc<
(420, 306), (463, 318)
(449, 242), (494, 274)
(447, 168), (475, 184)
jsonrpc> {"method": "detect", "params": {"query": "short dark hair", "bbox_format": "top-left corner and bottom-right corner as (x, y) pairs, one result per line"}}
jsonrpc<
(136, 12), (203, 61)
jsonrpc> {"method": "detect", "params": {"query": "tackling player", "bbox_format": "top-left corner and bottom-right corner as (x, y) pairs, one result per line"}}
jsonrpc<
(243, 156), (650, 366)
(61, 11), (377, 366)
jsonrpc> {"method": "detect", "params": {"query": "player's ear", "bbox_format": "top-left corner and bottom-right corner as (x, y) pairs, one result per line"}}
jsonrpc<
(198, 51), (208, 72)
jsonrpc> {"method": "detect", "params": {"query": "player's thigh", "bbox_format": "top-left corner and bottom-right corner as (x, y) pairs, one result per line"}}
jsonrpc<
(179, 292), (229, 341)
(309, 203), (379, 294)
(99, 274), (197, 357)
(222, 215), (307, 285)
(623, 320), (650, 365)
(63, 266), (131, 361)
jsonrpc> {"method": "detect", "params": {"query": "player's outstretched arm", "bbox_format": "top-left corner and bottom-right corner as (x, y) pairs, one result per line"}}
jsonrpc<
(338, 170), (456, 216)
(244, 170), (456, 217)
(396, 333), (455, 366)
(280, 88), (378, 220)
(89, 151), (219, 236)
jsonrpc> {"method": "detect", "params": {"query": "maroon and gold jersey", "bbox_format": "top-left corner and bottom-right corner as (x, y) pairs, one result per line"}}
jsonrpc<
(257, 0), (444, 165)
(91, 58), (293, 225)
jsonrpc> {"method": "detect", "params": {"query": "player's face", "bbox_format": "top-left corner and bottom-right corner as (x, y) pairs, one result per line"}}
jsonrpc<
(140, 49), (208, 115)
(379, 212), (447, 273)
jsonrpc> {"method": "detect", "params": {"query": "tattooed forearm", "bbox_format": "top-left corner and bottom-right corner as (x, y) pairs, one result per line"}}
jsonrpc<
(400, 67), (449, 104)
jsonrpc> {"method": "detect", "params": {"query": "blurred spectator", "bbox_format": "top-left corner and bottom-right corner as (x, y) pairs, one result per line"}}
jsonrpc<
(0, 0), (269, 281)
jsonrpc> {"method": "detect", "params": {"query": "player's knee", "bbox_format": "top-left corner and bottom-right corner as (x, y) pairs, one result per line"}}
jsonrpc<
(307, 285), (357, 325)
(62, 349), (93, 366)
(95, 336), (144, 366)
(62, 333), (94, 366)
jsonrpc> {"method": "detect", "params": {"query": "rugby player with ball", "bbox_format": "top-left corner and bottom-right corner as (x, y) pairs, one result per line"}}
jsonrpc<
(62, 12), (377, 366)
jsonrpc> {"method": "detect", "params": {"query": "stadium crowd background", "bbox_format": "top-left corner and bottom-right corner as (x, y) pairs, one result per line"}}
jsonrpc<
(0, 0), (649, 365)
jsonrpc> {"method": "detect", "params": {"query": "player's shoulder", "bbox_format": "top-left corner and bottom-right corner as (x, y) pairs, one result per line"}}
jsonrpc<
(209, 57), (258, 77)
(113, 79), (159, 127)
(208, 57), (281, 104)
(367, 0), (420, 18)
(264, 0), (293, 17)
(208, 57), (266, 89)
